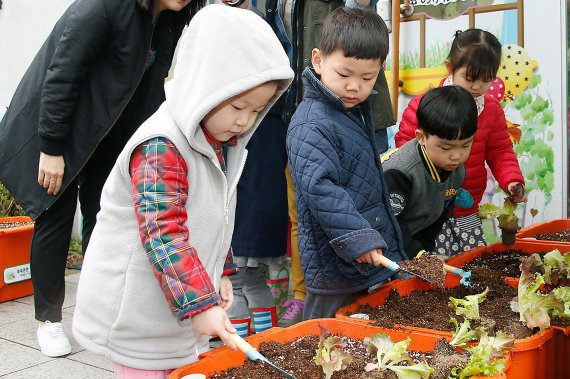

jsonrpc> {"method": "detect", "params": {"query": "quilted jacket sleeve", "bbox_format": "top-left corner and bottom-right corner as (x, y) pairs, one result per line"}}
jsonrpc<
(394, 95), (422, 148)
(288, 122), (388, 263)
(484, 99), (524, 191)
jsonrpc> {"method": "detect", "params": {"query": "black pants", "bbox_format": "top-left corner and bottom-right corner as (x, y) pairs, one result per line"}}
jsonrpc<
(31, 131), (123, 322)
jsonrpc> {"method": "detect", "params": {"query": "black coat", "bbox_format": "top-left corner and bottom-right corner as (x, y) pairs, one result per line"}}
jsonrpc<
(0, 0), (185, 219)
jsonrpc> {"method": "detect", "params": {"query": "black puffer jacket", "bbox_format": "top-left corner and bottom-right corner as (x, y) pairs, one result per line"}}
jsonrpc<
(0, 0), (189, 219)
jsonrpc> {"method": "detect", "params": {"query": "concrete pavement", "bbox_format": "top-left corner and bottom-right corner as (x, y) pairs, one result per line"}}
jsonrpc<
(0, 271), (115, 378)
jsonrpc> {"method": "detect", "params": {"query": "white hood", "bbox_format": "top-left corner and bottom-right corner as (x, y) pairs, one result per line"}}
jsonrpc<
(165, 4), (293, 151)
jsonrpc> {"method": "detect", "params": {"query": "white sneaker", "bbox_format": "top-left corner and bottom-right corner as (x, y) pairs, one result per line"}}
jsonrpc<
(37, 321), (72, 357)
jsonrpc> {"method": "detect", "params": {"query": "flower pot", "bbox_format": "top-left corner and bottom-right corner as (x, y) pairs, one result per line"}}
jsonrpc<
(0, 216), (34, 302)
(335, 276), (557, 379)
(170, 319), (509, 379)
(516, 219), (570, 246)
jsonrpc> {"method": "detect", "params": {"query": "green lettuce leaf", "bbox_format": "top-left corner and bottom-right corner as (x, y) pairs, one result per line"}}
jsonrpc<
(456, 329), (513, 378)
(449, 287), (489, 320)
(552, 286), (570, 318)
(313, 335), (353, 379)
(363, 333), (433, 379)
(449, 318), (477, 348)
(516, 255), (565, 329)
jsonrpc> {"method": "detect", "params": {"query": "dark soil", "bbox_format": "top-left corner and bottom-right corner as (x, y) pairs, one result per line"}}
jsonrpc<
(533, 228), (570, 242)
(399, 254), (445, 288)
(355, 267), (534, 340)
(211, 335), (454, 379)
(461, 249), (547, 278)
(0, 221), (33, 230)
(431, 339), (469, 379)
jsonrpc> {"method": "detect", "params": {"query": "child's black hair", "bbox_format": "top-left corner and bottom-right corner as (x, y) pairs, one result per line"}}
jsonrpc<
(417, 86), (478, 141)
(320, 7), (389, 62)
(447, 29), (502, 82)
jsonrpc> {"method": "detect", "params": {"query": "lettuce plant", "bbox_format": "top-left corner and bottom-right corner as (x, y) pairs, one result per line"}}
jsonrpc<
(363, 333), (433, 379)
(449, 287), (489, 320)
(511, 252), (570, 329)
(448, 318), (477, 348)
(313, 328), (353, 379)
(447, 319), (514, 379)
(451, 330), (514, 379)
(478, 199), (520, 244)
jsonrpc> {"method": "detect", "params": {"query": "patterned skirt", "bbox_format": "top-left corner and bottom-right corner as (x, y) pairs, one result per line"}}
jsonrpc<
(432, 213), (487, 257)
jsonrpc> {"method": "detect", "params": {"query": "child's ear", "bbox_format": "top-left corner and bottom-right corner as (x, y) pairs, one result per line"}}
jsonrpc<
(312, 48), (323, 74)
(415, 129), (426, 145)
(444, 60), (453, 75)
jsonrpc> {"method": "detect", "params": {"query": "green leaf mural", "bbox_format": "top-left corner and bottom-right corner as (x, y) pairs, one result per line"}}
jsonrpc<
(508, 74), (555, 202)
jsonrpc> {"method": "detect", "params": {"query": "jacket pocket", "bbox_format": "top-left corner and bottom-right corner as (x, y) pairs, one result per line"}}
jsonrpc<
(360, 204), (388, 232)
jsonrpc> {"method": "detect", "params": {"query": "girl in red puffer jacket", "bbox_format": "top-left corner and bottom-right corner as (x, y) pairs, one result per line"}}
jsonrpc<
(395, 29), (526, 256)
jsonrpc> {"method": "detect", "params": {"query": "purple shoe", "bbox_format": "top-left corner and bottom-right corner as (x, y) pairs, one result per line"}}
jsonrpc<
(278, 299), (304, 327)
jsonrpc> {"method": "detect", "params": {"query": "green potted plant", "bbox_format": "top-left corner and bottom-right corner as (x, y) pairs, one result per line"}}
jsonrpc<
(478, 199), (521, 245)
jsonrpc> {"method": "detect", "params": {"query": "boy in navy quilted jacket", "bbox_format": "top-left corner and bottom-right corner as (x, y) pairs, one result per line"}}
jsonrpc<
(286, 7), (406, 320)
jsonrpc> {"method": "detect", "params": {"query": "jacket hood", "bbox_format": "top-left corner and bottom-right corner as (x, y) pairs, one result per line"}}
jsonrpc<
(165, 4), (293, 152)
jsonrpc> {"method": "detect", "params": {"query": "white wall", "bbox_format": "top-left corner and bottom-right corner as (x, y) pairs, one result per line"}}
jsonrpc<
(0, 0), (74, 106)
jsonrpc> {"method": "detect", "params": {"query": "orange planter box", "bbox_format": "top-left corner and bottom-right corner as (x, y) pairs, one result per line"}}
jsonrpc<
(516, 219), (570, 246)
(0, 216), (34, 302)
(170, 319), (508, 379)
(335, 276), (557, 379)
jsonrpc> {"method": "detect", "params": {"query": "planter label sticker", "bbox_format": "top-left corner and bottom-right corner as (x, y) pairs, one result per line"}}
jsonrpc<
(4, 263), (31, 284)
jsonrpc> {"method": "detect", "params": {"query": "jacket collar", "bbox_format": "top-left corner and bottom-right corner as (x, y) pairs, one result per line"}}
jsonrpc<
(301, 67), (376, 112)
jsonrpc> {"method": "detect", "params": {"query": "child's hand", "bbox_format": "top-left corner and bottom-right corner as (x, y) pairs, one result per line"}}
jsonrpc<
(507, 182), (527, 203)
(192, 306), (237, 350)
(219, 275), (234, 311)
(355, 248), (384, 266)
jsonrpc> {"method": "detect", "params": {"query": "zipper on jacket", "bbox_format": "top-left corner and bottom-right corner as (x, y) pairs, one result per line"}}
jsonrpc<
(221, 149), (248, 225)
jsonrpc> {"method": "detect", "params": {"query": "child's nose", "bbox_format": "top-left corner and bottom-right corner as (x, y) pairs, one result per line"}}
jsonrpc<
(236, 112), (248, 126)
(347, 80), (359, 91)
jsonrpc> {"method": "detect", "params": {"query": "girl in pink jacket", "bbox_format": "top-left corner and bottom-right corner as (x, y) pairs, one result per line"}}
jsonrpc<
(395, 29), (526, 256)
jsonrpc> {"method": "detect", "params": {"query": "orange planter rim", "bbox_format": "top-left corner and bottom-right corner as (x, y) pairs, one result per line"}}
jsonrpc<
(516, 219), (570, 246)
(0, 216), (34, 235)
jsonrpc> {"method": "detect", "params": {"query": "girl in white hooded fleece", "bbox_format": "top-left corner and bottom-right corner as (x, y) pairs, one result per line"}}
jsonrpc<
(72, 4), (293, 378)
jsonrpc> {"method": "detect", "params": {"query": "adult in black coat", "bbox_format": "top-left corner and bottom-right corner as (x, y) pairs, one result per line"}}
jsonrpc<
(0, 0), (204, 357)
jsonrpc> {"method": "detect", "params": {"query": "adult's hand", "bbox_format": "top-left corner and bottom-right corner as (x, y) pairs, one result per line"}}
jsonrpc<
(38, 152), (65, 195)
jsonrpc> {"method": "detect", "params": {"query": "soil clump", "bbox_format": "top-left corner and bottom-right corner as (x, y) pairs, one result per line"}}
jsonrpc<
(399, 254), (446, 288)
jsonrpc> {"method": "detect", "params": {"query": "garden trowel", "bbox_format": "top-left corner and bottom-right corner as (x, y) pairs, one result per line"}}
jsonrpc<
(443, 264), (472, 286)
(229, 333), (297, 379)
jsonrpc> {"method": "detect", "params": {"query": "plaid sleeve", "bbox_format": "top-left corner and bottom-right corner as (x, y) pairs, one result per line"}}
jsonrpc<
(223, 247), (238, 276)
(130, 137), (221, 320)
